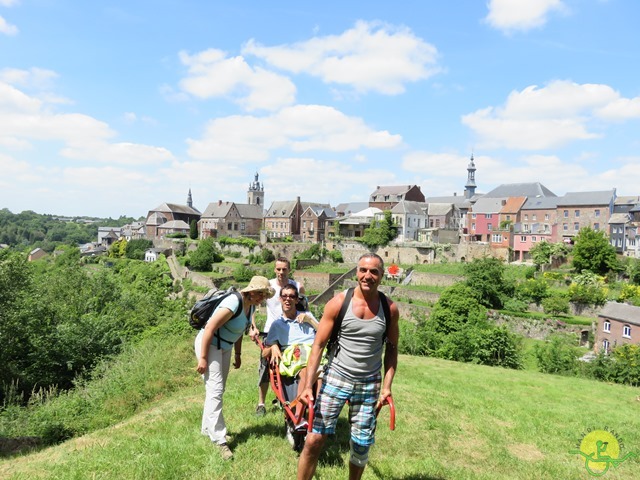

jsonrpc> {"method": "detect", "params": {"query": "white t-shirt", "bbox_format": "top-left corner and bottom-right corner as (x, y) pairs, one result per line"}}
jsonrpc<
(264, 277), (301, 332)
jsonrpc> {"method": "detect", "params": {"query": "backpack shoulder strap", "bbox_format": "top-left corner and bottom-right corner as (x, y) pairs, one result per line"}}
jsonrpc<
(329, 287), (354, 348)
(378, 291), (391, 344)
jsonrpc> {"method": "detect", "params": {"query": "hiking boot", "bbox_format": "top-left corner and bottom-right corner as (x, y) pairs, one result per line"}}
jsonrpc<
(218, 442), (233, 461)
(255, 404), (266, 417)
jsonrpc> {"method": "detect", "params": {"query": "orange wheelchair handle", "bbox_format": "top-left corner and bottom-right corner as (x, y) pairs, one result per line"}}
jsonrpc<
(375, 395), (396, 431)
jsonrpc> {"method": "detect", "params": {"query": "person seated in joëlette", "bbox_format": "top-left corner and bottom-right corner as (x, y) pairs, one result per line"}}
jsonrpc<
(262, 283), (318, 425)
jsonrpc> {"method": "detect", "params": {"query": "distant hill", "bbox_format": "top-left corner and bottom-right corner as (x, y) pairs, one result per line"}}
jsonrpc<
(0, 208), (141, 250)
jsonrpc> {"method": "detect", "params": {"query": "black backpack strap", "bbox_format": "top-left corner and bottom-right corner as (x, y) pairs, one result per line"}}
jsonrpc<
(327, 288), (353, 353)
(378, 292), (391, 345)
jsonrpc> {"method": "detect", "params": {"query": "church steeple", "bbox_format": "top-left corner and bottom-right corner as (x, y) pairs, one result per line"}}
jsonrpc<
(187, 188), (193, 208)
(464, 154), (477, 199)
(247, 172), (264, 206)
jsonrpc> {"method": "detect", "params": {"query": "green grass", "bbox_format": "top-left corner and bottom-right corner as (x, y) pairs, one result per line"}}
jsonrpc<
(295, 263), (351, 274)
(411, 263), (466, 275)
(2, 334), (639, 479)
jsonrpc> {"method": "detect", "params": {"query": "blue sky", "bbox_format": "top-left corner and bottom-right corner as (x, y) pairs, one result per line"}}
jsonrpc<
(1, 0), (639, 218)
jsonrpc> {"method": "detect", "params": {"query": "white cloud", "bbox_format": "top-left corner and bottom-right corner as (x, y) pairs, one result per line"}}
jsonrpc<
(0, 81), (174, 168)
(0, 1), (20, 7)
(594, 97), (640, 121)
(485, 0), (567, 33)
(178, 48), (296, 111)
(187, 104), (402, 161)
(462, 81), (640, 150)
(0, 15), (18, 36)
(261, 157), (396, 204)
(0, 67), (58, 89)
(243, 20), (440, 95)
(61, 141), (174, 166)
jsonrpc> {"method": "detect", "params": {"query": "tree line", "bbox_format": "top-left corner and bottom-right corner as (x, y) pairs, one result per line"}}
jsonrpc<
(0, 208), (140, 252)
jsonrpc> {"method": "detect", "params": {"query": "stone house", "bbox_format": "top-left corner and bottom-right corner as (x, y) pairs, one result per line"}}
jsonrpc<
(390, 200), (428, 242)
(264, 198), (330, 240)
(199, 200), (262, 239)
(145, 202), (201, 239)
(512, 196), (559, 261)
(595, 302), (640, 354)
(28, 247), (47, 261)
(556, 189), (615, 242)
(300, 205), (336, 243)
(369, 185), (425, 211)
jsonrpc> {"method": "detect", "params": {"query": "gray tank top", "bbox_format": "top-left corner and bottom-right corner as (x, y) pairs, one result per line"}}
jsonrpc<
(330, 296), (386, 380)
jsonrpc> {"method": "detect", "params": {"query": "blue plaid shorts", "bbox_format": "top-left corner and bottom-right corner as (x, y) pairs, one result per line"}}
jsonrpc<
(311, 368), (381, 446)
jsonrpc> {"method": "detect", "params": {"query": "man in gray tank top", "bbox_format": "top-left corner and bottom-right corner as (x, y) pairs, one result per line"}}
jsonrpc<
(297, 253), (399, 480)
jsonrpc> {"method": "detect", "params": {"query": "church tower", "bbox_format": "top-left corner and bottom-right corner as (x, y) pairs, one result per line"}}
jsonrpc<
(247, 172), (264, 206)
(464, 154), (477, 199)
(187, 188), (194, 208)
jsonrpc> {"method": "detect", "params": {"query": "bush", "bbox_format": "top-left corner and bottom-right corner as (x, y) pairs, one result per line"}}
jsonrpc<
(248, 248), (275, 264)
(327, 249), (344, 263)
(542, 294), (570, 315)
(233, 264), (254, 282)
(502, 298), (529, 313)
(534, 333), (580, 375)
(187, 238), (224, 272)
(567, 282), (607, 306)
(398, 317), (429, 356)
(516, 278), (549, 305)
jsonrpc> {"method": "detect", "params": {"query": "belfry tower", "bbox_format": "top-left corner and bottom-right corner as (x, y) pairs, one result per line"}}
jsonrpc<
(247, 172), (264, 206)
(186, 188), (194, 208)
(464, 154), (477, 199)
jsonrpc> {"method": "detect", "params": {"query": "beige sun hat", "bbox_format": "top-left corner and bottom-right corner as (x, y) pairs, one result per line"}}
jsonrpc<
(240, 275), (275, 298)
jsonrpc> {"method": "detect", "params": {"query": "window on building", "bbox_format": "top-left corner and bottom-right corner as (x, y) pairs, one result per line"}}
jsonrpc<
(564, 210), (569, 218)
(532, 214), (537, 221)
(486, 214), (493, 219)
(603, 321), (611, 333)
(574, 222), (579, 231)
(602, 339), (610, 354)
(532, 236), (537, 242)
(488, 223), (492, 231)
(523, 224), (529, 232)
(303, 221), (306, 229)
(241, 222), (245, 231)
(524, 214), (529, 221)
(520, 236), (526, 242)
(594, 223), (599, 231)
(563, 223), (568, 231)
(506, 215), (511, 221)
(623, 325), (631, 338)
(435, 219), (440, 227)
(472, 213), (476, 218)
(227, 223), (232, 230)
(595, 209), (600, 217)
(545, 213), (549, 220)
(575, 210), (580, 217)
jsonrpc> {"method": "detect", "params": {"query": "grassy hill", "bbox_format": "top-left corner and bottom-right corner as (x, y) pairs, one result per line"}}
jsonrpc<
(1, 336), (639, 480)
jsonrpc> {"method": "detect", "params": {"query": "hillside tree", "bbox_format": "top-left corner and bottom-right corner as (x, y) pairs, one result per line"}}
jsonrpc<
(571, 227), (619, 275)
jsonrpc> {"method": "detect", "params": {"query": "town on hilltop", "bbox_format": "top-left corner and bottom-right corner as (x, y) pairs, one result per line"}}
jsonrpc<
(93, 157), (640, 262)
